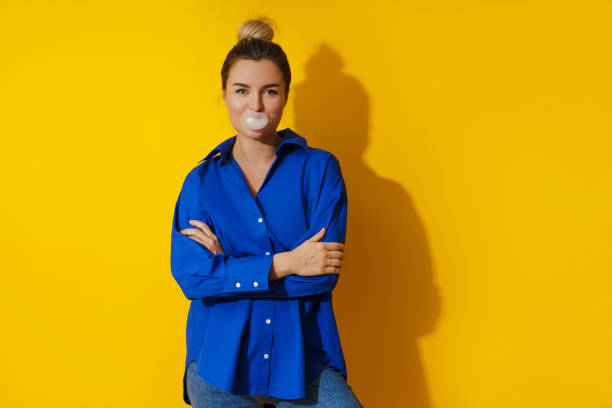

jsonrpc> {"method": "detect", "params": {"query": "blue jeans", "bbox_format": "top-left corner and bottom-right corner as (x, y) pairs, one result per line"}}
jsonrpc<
(186, 360), (364, 407)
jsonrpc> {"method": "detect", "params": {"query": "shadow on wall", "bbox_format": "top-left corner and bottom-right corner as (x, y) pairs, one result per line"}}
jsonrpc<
(293, 43), (443, 408)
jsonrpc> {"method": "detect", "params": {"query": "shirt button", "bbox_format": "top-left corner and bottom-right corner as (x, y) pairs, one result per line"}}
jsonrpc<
(264, 354), (269, 359)
(265, 318), (271, 324)
(265, 251), (270, 256)
(257, 217), (263, 223)
(253, 281), (259, 287)
(235, 282), (241, 288)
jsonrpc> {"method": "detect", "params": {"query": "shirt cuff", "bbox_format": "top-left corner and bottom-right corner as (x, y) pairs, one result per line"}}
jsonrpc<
(225, 254), (273, 294)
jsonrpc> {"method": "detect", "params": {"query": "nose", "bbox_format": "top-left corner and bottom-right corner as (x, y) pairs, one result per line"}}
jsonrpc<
(248, 92), (264, 111)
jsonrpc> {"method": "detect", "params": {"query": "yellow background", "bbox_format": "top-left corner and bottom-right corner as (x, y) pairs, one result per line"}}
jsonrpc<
(1, 1), (611, 407)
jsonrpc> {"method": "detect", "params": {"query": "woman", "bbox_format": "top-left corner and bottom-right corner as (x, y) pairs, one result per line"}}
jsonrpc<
(170, 17), (364, 408)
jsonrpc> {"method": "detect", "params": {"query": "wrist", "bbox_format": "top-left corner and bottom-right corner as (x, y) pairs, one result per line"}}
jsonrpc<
(271, 251), (293, 280)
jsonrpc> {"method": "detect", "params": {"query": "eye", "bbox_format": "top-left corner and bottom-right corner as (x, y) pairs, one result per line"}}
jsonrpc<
(236, 88), (246, 94)
(265, 89), (278, 95)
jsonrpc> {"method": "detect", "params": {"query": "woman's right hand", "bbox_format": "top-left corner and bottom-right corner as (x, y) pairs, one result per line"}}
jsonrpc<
(289, 228), (344, 277)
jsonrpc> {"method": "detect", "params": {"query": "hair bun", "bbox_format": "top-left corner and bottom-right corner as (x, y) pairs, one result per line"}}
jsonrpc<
(237, 17), (276, 42)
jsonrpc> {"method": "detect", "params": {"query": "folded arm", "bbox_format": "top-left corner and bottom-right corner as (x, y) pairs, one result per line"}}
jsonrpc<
(170, 172), (275, 300)
(170, 155), (347, 301)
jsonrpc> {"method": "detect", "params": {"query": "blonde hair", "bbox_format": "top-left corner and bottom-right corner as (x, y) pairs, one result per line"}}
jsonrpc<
(237, 17), (276, 42)
(221, 17), (291, 96)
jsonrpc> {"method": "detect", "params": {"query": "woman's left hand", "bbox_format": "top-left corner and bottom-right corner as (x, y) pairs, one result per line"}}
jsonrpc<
(180, 220), (225, 254)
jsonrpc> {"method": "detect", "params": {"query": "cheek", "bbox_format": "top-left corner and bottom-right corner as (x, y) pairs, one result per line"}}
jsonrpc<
(227, 98), (244, 111)
(227, 102), (248, 120)
(267, 99), (285, 114)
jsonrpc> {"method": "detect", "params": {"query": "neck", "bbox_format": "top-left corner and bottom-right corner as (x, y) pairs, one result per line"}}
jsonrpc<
(232, 130), (282, 166)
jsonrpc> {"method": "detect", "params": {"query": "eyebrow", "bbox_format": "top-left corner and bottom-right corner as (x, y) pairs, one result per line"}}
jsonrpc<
(232, 82), (280, 88)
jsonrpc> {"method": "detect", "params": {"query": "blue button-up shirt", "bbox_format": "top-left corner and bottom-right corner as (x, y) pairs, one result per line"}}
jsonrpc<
(170, 127), (348, 403)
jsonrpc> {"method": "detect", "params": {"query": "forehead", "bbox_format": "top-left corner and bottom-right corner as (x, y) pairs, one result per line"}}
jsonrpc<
(228, 59), (284, 84)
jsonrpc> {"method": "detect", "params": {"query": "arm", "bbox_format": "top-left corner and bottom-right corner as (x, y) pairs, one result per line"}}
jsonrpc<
(220, 153), (348, 300)
(170, 171), (275, 301)
(277, 154), (348, 296)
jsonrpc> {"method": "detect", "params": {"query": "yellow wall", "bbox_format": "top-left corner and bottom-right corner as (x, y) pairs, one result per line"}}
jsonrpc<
(1, 1), (610, 407)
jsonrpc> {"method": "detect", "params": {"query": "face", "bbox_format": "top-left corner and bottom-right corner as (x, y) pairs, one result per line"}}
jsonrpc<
(223, 58), (288, 141)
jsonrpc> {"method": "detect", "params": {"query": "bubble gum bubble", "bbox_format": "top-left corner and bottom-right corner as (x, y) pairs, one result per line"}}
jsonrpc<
(242, 111), (269, 130)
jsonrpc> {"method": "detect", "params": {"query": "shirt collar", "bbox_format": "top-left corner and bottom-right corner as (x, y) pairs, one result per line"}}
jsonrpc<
(198, 127), (308, 164)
